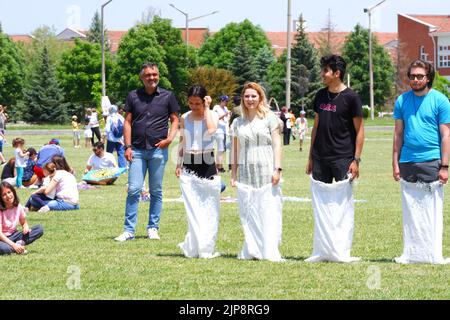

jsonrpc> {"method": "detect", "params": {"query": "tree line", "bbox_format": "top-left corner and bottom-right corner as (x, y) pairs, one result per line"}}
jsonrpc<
(1, 12), (448, 124)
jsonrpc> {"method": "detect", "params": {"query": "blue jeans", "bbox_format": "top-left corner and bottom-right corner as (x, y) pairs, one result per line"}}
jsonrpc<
(107, 140), (126, 168)
(46, 199), (80, 211)
(124, 147), (168, 233)
(0, 225), (44, 255)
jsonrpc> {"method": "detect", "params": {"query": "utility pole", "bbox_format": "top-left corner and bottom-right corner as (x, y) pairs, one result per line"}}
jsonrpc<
(286, 0), (292, 110)
(364, 0), (387, 120)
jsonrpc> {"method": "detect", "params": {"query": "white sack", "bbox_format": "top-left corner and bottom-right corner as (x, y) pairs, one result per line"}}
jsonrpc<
(306, 176), (360, 263)
(178, 172), (221, 259)
(395, 180), (450, 264)
(236, 182), (283, 262)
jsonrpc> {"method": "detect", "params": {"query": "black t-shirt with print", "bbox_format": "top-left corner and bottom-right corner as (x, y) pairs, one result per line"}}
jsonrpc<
(312, 87), (363, 161)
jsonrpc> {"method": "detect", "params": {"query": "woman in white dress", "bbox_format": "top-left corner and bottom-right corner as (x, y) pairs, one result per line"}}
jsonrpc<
(230, 82), (284, 262)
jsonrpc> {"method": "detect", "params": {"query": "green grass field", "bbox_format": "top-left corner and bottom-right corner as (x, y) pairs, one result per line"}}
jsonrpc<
(0, 128), (448, 300)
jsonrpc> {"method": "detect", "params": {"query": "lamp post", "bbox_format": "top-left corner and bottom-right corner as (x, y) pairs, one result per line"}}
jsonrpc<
(169, 4), (218, 47)
(364, 0), (386, 121)
(286, 0), (292, 111)
(101, 0), (112, 99)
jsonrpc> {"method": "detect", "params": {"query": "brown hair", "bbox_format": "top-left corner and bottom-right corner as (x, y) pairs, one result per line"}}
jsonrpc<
(0, 181), (20, 210)
(407, 59), (435, 88)
(12, 138), (25, 148)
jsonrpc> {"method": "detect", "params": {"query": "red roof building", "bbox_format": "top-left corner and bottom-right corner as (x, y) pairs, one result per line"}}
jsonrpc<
(398, 14), (450, 80)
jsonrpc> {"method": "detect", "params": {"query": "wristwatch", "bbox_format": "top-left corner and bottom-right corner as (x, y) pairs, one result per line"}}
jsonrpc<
(353, 157), (361, 164)
(124, 144), (132, 150)
(275, 167), (283, 172)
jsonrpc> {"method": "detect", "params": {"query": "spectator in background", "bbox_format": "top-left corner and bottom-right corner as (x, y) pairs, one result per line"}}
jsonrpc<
(295, 110), (308, 151)
(22, 148), (38, 187)
(85, 141), (117, 173)
(213, 95), (231, 173)
(105, 105), (126, 168)
(280, 107), (291, 145)
(89, 108), (102, 146)
(71, 115), (81, 149)
(13, 138), (29, 189)
(34, 139), (64, 181)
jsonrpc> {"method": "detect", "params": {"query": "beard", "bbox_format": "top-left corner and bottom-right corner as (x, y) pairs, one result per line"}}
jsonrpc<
(411, 82), (428, 93)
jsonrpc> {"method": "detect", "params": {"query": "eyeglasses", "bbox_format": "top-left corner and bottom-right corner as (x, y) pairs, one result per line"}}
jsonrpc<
(408, 74), (426, 81)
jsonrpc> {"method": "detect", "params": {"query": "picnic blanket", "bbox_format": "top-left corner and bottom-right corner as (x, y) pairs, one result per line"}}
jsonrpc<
(82, 167), (127, 185)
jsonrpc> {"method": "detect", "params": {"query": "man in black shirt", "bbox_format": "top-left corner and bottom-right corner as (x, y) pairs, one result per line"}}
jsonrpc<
(115, 62), (180, 242)
(306, 55), (364, 183)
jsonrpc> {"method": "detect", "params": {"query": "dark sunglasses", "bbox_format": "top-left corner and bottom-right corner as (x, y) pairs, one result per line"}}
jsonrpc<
(408, 74), (426, 81)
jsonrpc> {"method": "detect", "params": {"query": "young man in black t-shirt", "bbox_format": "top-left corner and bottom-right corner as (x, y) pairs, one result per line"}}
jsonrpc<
(306, 55), (364, 183)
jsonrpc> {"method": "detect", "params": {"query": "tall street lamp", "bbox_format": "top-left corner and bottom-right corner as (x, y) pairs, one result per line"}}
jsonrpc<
(364, 0), (386, 121)
(169, 3), (218, 47)
(286, 0), (292, 111)
(101, 0), (113, 107)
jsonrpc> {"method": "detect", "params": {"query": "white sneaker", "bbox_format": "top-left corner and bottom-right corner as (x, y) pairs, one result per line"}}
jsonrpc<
(114, 232), (135, 242)
(38, 205), (50, 213)
(147, 228), (160, 240)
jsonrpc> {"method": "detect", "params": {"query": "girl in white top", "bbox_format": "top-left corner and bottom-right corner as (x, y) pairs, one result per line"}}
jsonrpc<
(33, 162), (79, 212)
(176, 85), (221, 259)
(12, 138), (29, 188)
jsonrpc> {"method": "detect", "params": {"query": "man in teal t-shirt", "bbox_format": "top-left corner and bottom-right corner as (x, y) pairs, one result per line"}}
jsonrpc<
(393, 59), (450, 183)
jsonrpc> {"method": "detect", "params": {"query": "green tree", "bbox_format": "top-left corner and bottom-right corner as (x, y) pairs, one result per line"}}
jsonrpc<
(434, 72), (450, 99)
(231, 35), (259, 92)
(198, 19), (272, 71)
(253, 45), (276, 83)
(188, 67), (238, 113)
(146, 16), (198, 106)
(58, 39), (111, 116)
(290, 14), (321, 113)
(342, 24), (395, 107)
(111, 23), (168, 103)
(19, 46), (68, 123)
(266, 52), (288, 107)
(87, 11), (110, 50)
(0, 28), (25, 109)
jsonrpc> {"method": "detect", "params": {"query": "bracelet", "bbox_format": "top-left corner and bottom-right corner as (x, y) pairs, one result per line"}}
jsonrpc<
(440, 164), (449, 169)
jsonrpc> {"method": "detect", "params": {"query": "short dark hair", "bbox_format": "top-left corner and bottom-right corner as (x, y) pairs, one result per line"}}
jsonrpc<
(320, 54), (347, 81)
(407, 59), (435, 88)
(27, 147), (37, 157)
(187, 85), (207, 100)
(0, 181), (19, 210)
(140, 62), (159, 75)
(93, 141), (105, 150)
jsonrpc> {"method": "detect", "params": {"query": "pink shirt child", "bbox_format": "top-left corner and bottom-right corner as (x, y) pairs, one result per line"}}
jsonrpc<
(0, 204), (27, 237)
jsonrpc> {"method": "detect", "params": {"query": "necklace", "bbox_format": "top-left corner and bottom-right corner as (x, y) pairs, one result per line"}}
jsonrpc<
(327, 90), (342, 102)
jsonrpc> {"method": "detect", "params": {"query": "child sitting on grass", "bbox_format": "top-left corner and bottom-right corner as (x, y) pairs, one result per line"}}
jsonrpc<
(0, 181), (44, 255)
(25, 162), (56, 212)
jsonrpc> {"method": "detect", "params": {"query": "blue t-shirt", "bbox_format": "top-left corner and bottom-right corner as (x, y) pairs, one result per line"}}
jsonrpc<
(393, 89), (450, 163)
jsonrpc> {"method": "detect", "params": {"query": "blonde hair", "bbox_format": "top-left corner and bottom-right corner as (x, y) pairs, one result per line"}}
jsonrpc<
(240, 82), (270, 120)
